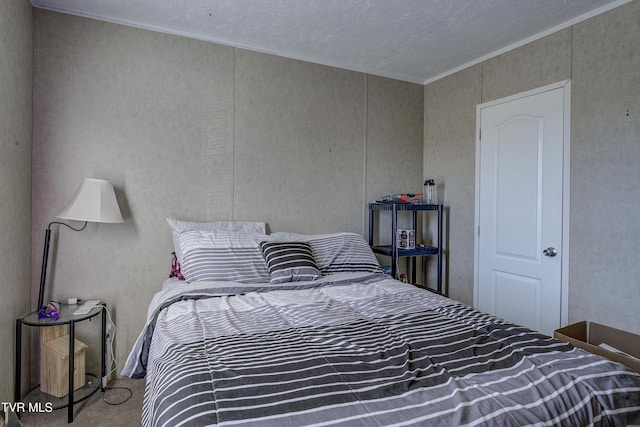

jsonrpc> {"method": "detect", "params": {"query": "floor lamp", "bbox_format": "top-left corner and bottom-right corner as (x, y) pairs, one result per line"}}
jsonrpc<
(37, 178), (124, 312)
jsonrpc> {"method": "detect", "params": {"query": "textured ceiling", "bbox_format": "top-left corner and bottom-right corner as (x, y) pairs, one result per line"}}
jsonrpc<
(30, 0), (630, 84)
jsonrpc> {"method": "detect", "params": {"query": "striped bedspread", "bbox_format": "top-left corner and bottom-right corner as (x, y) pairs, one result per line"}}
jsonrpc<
(123, 273), (640, 426)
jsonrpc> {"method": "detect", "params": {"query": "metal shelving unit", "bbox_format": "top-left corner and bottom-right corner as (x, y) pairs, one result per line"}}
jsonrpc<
(368, 202), (443, 294)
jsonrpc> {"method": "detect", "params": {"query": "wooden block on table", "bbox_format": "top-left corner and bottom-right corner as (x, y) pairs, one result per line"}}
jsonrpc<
(40, 335), (88, 398)
(40, 325), (68, 344)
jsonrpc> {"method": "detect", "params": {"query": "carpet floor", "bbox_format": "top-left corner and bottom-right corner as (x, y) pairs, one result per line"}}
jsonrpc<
(18, 377), (145, 427)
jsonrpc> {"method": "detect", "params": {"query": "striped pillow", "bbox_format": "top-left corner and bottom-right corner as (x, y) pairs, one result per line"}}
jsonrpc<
(271, 232), (383, 275)
(179, 230), (272, 283)
(167, 218), (267, 265)
(259, 241), (321, 284)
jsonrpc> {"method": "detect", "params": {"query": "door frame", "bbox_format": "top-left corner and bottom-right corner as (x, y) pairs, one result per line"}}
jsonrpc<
(473, 80), (571, 328)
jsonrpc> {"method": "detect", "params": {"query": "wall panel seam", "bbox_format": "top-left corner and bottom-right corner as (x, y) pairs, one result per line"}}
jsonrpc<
(231, 47), (236, 220)
(362, 74), (368, 236)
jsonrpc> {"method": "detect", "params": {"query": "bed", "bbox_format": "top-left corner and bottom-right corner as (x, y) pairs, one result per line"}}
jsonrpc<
(123, 221), (640, 426)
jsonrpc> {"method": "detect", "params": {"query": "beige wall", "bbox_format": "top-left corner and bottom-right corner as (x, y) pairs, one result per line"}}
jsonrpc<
(425, 1), (640, 334)
(0, 0), (32, 401)
(32, 9), (423, 374)
(569, 2), (640, 334)
(27, 1), (637, 388)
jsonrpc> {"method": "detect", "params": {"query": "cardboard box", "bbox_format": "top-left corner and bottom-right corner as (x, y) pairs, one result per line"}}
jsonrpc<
(396, 229), (415, 249)
(40, 335), (88, 397)
(554, 321), (640, 373)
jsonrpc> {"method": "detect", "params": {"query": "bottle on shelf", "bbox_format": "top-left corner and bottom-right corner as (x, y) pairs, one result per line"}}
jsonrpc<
(423, 179), (436, 204)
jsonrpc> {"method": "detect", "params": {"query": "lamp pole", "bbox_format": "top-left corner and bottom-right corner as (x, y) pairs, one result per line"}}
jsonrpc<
(37, 221), (87, 311)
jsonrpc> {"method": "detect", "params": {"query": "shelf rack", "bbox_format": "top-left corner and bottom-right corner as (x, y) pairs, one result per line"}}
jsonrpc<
(368, 202), (443, 294)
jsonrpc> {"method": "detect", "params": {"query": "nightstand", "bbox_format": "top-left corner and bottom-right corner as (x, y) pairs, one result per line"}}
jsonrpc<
(14, 303), (106, 423)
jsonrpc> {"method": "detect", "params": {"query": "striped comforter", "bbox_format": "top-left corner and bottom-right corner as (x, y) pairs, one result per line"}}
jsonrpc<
(123, 273), (640, 426)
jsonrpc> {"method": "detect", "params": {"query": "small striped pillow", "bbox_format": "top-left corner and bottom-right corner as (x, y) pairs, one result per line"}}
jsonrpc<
(259, 241), (321, 284)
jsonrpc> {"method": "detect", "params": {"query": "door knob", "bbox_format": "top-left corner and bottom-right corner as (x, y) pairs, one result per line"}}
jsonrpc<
(543, 247), (557, 257)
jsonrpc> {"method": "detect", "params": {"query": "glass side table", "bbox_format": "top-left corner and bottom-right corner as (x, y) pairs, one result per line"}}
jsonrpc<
(15, 304), (106, 423)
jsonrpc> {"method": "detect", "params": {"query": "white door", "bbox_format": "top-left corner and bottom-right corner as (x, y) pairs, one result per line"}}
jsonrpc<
(474, 81), (570, 337)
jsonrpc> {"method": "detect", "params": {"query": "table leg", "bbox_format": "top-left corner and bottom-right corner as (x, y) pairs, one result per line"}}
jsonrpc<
(68, 320), (75, 423)
(101, 305), (106, 391)
(14, 318), (22, 406)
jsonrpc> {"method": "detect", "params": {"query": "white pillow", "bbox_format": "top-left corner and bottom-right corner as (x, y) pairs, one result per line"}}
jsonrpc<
(167, 218), (266, 264)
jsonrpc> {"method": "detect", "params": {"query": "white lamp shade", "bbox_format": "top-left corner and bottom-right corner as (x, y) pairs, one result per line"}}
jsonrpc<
(57, 178), (124, 223)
